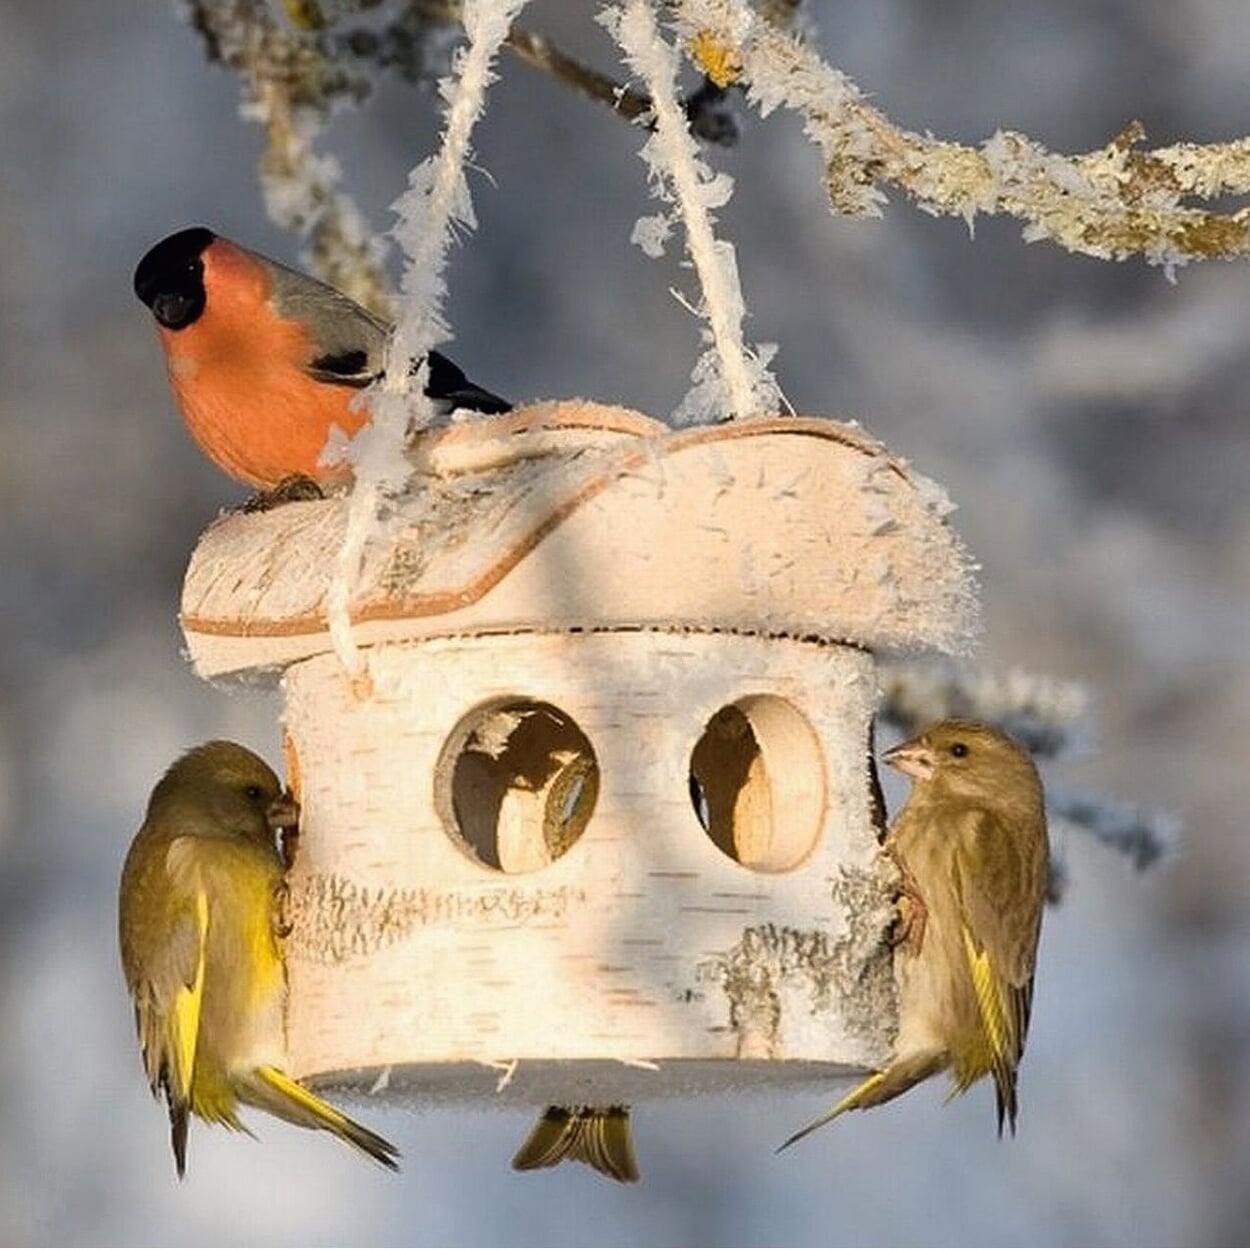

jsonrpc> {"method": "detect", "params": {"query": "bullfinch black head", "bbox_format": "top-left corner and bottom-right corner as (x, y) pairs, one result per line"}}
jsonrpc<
(134, 226), (216, 330)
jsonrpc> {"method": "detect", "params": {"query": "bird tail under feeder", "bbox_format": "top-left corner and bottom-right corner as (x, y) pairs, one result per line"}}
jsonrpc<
(180, 401), (979, 1107)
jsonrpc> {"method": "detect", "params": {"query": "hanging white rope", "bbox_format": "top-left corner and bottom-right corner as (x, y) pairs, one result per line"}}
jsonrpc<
(326, 0), (529, 685)
(603, 0), (780, 425)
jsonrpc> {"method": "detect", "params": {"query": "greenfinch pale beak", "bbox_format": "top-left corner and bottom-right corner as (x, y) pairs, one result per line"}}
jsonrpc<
(266, 789), (300, 834)
(883, 737), (936, 781)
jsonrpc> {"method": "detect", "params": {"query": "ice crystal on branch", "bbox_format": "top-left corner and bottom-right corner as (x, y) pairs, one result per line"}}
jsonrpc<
(603, 0), (781, 424)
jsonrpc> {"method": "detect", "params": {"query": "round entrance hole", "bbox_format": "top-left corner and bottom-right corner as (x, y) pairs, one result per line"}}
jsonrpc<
(436, 699), (599, 873)
(688, 695), (826, 873)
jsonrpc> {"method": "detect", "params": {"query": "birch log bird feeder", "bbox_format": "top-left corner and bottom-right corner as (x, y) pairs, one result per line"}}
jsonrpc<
(179, 400), (979, 1110)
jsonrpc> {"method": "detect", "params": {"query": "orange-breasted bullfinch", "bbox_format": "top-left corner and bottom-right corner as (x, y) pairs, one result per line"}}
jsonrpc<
(133, 226), (510, 489)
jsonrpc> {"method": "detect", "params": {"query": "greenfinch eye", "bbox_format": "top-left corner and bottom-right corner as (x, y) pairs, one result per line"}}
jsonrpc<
(244, 784), (264, 800)
(950, 742), (968, 758)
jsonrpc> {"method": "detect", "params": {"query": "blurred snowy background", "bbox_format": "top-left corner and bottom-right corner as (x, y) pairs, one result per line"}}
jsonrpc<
(2, 0), (1249, 1242)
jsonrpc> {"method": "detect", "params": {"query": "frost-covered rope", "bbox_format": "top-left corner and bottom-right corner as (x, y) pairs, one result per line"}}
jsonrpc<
(604, 0), (780, 425)
(326, 0), (528, 685)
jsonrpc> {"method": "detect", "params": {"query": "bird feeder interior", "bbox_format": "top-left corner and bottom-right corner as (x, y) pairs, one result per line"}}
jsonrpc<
(180, 401), (978, 1107)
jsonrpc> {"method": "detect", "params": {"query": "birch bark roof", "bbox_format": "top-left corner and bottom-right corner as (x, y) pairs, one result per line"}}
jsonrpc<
(182, 401), (980, 679)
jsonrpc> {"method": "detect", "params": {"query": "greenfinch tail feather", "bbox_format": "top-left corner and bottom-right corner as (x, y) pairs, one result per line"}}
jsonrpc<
(995, 1067), (1019, 1138)
(169, 1100), (189, 1180)
(778, 1050), (947, 1152)
(512, 1105), (639, 1183)
(243, 1066), (400, 1171)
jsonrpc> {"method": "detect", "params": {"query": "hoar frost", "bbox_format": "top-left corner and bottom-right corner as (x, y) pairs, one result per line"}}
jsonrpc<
(604, 0), (781, 425)
(327, 0), (530, 681)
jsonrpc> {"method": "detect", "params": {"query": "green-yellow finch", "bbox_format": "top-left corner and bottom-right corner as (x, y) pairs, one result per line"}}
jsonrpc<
(118, 741), (400, 1176)
(512, 1106), (639, 1183)
(781, 719), (1049, 1148)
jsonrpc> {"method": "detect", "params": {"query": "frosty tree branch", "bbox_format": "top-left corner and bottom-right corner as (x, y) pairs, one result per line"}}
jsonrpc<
(419, 3), (742, 146)
(184, 0), (392, 312)
(878, 660), (1092, 761)
(191, 0), (1250, 274)
(677, 0), (1250, 272)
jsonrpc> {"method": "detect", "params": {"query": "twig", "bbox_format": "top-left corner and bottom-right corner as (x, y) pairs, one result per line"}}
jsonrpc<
(505, 24), (651, 122)
(1048, 787), (1179, 874)
(353, 1), (739, 142)
(878, 659), (1091, 760)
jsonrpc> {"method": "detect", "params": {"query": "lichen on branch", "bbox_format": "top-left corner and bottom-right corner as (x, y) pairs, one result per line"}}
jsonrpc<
(676, 0), (1250, 272)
